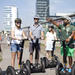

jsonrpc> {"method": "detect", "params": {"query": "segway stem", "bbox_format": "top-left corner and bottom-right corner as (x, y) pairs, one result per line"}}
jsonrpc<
(19, 39), (25, 65)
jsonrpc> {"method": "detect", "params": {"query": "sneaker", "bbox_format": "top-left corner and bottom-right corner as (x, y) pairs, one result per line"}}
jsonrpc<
(16, 70), (20, 74)
(61, 68), (64, 72)
(68, 68), (71, 72)
(65, 68), (68, 71)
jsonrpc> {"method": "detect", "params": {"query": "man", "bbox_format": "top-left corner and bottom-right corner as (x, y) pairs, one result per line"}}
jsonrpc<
(29, 15), (44, 64)
(46, 16), (75, 72)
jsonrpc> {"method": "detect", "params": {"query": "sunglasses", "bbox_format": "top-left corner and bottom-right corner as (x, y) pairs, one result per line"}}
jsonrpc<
(16, 22), (21, 24)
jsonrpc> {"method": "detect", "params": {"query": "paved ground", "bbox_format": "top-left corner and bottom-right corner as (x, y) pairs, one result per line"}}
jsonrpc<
(0, 39), (75, 75)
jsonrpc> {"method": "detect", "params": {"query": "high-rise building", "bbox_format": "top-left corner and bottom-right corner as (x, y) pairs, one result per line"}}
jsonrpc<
(36, 0), (49, 23)
(3, 6), (18, 31)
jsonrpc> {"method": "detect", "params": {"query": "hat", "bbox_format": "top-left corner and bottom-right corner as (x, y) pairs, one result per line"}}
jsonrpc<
(34, 15), (39, 19)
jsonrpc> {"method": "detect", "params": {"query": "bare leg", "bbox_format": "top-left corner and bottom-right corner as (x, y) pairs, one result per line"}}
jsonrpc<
(17, 51), (21, 65)
(46, 51), (51, 60)
(11, 52), (16, 67)
(68, 56), (72, 68)
(46, 51), (49, 59)
(30, 53), (33, 63)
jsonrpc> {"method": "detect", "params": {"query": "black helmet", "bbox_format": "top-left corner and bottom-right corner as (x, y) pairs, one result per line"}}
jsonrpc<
(15, 18), (22, 23)
(48, 25), (54, 29)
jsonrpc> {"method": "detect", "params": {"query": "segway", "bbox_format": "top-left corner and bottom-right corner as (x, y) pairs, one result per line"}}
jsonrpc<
(26, 58), (45, 73)
(55, 40), (72, 75)
(6, 39), (30, 75)
(26, 37), (45, 73)
(71, 61), (75, 75)
(71, 42), (75, 75)
(42, 40), (60, 68)
(42, 55), (59, 68)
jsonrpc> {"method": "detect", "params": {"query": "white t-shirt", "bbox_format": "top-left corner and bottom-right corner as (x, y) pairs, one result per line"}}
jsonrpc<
(45, 32), (56, 51)
(11, 28), (23, 44)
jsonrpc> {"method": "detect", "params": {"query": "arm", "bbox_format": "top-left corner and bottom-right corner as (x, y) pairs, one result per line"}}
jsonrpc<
(66, 31), (74, 42)
(41, 31), (44, 40)
(22, 30), (27, 39)
(30, 31), (34, 40)
(54, 32), (57, 40)
(46, 18), (59, 27)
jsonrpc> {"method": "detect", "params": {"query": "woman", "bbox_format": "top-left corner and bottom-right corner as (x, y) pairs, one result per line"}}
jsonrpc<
(11, 18), (27, 67)
(45, 26), (56, 60)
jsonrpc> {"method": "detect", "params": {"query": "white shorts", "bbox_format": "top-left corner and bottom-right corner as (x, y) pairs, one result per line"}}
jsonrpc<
(45, 42), (53, 51)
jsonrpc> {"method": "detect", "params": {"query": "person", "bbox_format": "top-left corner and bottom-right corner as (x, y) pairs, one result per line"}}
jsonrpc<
(11, 18), (27, 68)
(45, 26), (56, 60)
(29, 15), (44, 64)
(46, 16), (75, 72)
(7, 34), (11, 46)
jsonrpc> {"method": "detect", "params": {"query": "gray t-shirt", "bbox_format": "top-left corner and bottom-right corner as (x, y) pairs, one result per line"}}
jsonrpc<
(30, 24), (44, 38)
(30, 24), (44, 43)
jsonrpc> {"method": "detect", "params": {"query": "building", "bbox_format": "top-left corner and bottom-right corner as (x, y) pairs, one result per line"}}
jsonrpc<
(3, 6), (18, 32)
(36, 0), (49, 23)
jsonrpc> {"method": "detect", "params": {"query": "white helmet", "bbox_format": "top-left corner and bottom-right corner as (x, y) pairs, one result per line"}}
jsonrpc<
(34, 15), (39, 19)
(62, 16), (71, 22)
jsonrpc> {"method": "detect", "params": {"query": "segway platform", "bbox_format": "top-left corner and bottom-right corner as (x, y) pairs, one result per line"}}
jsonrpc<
(26, 58), (45, 73)
(56, 63), (72, 75)
(6, 63), (30, 75)
(43, 55), (59, 68)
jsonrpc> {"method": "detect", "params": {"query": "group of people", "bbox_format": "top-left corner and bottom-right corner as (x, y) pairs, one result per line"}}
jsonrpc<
(10, 15), (75, 73)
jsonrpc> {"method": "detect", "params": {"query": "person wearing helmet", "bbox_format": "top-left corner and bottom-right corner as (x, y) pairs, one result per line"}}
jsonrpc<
(46, 17), (75, 72)
(29, 15), (44, 64)
(45, 25), (57, 60)
(11, 18), (27, 67)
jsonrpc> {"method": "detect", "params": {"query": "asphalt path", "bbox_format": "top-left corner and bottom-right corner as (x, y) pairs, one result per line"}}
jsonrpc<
(0, 39), (56, 75)
(0, 40), (75, 75)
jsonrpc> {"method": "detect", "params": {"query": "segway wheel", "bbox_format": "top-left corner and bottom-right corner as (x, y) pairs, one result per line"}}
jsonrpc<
(72, 63), (75, 75)
(43, 57), (48, 68)
(6, 66), (16, 75)
(0, 68), (2, 75)
(25, 64), (31, 75)
(20, 63), (30, 75)
(53, 55), (58, 61)
(26, 60), (31, 69)
(40, 58), (45, 72)
(56, 63), (63, 75)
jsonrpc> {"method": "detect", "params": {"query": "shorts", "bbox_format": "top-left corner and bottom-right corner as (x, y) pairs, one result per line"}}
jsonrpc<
(61, 46), (74, 56)
(10, 43), (21, 52)
(45, 41), (54, 51)
(29, 43), (40, 53)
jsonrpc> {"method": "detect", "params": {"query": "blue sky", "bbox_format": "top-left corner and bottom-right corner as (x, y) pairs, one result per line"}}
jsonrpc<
(0, 0), (75, 31)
